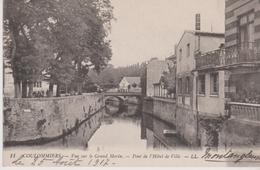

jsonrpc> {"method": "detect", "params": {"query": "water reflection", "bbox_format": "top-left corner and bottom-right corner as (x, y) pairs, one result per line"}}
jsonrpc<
(8, 102), (187, 151)
(141, 113), (188, 150)
(88, 115), (146, 151)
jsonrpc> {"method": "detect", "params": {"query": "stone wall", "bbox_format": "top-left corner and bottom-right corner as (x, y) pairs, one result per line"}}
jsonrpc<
(3, 93), (104, 145)
(143, 97), (200, 146)
(152, 97), (176, 125)
(219, 118), (260, 148)
(175, 106), (199, 147)
(143, 97), (176, 125)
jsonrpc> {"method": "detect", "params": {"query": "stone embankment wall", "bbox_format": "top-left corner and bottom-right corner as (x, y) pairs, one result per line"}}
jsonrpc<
(143, 97), (176, 124)
(3, 93), (104, 146)
(219, 118), (260, 148)
(143, 97), (200, 147)
(143, 97), (260, 149)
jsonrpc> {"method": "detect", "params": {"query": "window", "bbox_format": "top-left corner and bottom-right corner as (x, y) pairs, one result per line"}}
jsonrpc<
(179, 49), (182, 61)
(210, 73), (219, 95)
(33, 82), (37, 87)
(185, 77), (190, 94)
(239, 12), (254, 49)
(198, 75), (205, 94)
(187, 43), (190, 57)
(178, 78), (182, 94)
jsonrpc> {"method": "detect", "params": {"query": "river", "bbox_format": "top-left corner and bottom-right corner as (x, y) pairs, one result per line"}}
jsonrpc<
(6, 101), (186, 151)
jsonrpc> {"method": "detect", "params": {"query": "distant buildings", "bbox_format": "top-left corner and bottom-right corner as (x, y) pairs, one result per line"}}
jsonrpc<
(118, 76), (141, 92)
(152, 55), (176, 98)
(146, 58), (170, 97)
(3, 57), (14, 97)
(3, 57), (56, 98)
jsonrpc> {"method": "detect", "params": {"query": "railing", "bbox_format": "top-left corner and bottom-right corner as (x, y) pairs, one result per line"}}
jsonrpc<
(104, 91), (141, 96)
(195, 42), (260, 69)
(154, 93), (176, 99)
(227, 102), (260, 121)
(225, 42), (260, 65)
(195, 49), (223, 68)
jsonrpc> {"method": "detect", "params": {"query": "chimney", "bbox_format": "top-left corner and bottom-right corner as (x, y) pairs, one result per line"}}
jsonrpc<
(195, 13), (201, 31)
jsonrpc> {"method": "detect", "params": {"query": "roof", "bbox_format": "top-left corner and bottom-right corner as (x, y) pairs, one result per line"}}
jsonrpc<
(176, 30), (224, 47)
(122, 77), (140, 85)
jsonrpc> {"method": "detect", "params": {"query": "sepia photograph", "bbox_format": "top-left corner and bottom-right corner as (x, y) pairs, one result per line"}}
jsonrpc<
(2, 0), (260, 167)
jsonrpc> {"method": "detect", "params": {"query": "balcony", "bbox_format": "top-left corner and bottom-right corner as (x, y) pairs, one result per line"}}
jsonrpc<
(195, 42), (260, 69)
(227, 102), (260, 122)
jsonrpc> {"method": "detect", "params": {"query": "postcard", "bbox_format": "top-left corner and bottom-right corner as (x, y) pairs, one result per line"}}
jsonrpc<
(2, 0), (260, 167)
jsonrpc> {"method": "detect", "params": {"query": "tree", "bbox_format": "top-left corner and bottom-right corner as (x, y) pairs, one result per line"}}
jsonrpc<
(44, 0), (113, 96)
(4, 0), (114, 97)
(4, 0), (57, 98)
(160, 63), (176, 95)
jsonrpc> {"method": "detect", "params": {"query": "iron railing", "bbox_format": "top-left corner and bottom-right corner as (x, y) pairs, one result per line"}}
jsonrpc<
(195, 42), (260, 69)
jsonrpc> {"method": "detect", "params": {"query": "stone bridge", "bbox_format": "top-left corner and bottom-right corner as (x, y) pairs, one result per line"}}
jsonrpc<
(104, 92), (142, 114)
(104, 92), (142, 103)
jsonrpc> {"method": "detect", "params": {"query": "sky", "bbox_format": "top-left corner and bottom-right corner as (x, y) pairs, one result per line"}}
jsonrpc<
(108, 0), (225, 67)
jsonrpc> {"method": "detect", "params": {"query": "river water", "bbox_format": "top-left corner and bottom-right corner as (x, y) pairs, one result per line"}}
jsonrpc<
(7, 102), (186, 151)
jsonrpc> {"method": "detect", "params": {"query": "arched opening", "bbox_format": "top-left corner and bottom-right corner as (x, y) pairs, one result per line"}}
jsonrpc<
(105, 96), (126, 115)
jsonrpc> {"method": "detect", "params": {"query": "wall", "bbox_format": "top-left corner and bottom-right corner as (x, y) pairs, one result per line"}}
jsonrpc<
(225, 0), (260, 47)
(197, 71), (226, 116)
(143, 97), (198, 146)
(3, 93), (104, 145)
(175, 106), (199, 146)
(146, 60), (169, 96)
(199, 36), (224, 53)
(176, 31), (196, 75)
(143, 97), (176, 125)
(152, 97), (176, 124)
(219, 118), (260, 148)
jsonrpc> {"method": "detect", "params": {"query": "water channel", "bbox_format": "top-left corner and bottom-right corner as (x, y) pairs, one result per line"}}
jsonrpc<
(9, 98), (187, 151)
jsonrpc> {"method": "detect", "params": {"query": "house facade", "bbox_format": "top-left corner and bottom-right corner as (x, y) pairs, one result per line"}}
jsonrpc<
(146, 59), (169, 96)
(118, 77), (141, 92)
(175, 30), (225, 146)
(176, 31), (224, 111)
(3, 57), (56, 98)
(3, 57), (15, 97)
(153, 55), (176, 99)
(194, 0), (260, 147)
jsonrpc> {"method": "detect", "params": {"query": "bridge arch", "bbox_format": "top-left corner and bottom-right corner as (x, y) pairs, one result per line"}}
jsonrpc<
(104, 96), (125, 105)
(104, 96), (126, 115)
(104, 92), (142, 115)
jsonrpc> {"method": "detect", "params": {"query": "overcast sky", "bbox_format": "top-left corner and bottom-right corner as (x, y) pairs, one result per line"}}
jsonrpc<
(109, 0), (225, 67)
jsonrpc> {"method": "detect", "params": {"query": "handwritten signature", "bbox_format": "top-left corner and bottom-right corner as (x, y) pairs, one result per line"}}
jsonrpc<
(201, 148), (260, 163)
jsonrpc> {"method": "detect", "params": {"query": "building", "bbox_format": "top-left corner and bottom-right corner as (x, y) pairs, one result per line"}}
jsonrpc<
(194, 0), (260, 147)
(3, 57), (56, 98)
(118, 76), (141, 92)
(175, 30), (224, 146)
(153, 54), (176, 99)
(153, 79), (168, 98)
(3, 57), (14, 97)
(176, 30), (224, 110)
(224, 0), (260, 105)
(146, 58), (171, 97)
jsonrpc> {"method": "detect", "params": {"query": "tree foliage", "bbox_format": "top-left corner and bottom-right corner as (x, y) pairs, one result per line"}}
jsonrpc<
(4, 0), (113, 97)
(88, 62), (147, 90)
(160, 63), (176, 95)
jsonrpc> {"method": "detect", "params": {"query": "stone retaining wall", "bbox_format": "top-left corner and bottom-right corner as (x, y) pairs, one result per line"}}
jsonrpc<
(3, 93), (104, 144)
